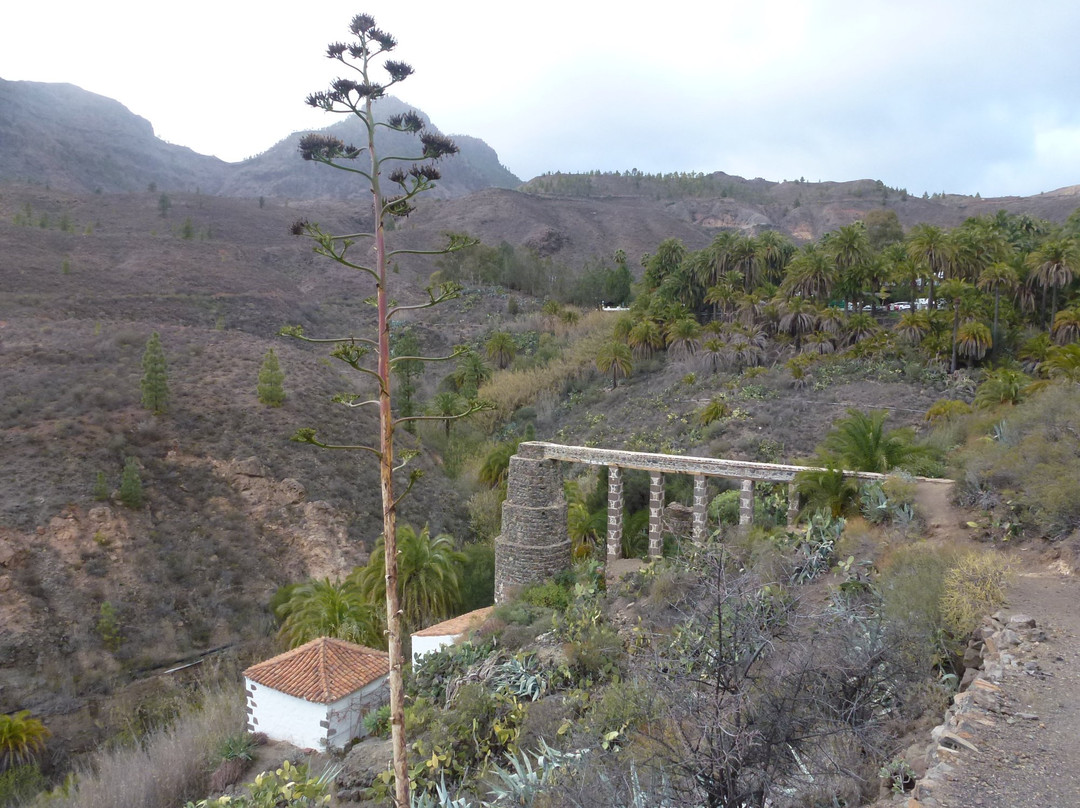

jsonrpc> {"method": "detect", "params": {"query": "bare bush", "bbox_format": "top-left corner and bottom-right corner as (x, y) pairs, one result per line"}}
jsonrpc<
(49, 688), (243, 808)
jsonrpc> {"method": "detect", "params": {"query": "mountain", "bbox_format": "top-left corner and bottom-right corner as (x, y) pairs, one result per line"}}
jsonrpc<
(0, 79), (520, 198)
(0, 79), (229, 194)
(218, 96), (519, 200)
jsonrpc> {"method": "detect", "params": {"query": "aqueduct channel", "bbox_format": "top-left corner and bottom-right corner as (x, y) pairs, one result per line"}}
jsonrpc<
(494, 440), (949, 602)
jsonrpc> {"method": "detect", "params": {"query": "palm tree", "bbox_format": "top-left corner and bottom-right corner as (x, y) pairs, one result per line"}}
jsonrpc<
(698, 337), (726, 375)
(627, 318), (664, 359)
(728, 234), (760, 292)
(1018, 332), (1053, 373)
(642, 238), (687, 290)
(484, 331), (517, 369)
(820, 409), (924, 473)
(844, 312), (879, 346)
(1051, 307), (1080, 345)
(540, 299), (563, 331)
(956, 320), (992, 366)
(802, 330), (836, 355)
(778, 296), (818, 351)
(796, 467), (860, 518)
(704, 279), (739, 322)
(906, 223), (954, 309)
(428, 391), (465, 438)
(1027, 239), (1080, 329)
(781, 244), (836, 304)
(453, 350), (492, 396)
(567, 501), (605, 560)
(827, 222), (872, 310)
(479, 439), (519, 488)
(698, 397), (732, 425)
(977, 261), (1019, 351)
(755, 229), (795, 284)
(894, 311), (932, 345)
(938, 278), (977, 372)
(1041, 343), (1080, 383)
(276, 577), (383, 649)
(0, 711), (50, 772)
(596, 341), (633, 388)
(666, 317), (702, 360)
(352, 525), (465, 634)
(884, 242), (927, 314)
(974, 368), (1028, 409)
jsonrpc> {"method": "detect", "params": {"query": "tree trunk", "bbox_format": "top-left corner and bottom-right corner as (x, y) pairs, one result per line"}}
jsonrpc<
(367, 97), (409, 808)
(950, 300), (960, 373)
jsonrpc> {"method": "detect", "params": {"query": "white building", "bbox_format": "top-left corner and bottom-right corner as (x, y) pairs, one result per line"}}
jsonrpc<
(411, 606), (493, 667)
(243, 637), (389, 751)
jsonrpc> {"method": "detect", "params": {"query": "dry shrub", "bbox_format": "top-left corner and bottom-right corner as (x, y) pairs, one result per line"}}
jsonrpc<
(50, 687), (243, 808)
(207, 757), (249, 794)
(940, 551), (1013, 640)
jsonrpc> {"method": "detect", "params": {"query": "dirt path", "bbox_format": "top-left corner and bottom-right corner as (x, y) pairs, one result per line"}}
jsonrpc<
(922, 554), (1080, 807)
(908, 481), (1080, 807)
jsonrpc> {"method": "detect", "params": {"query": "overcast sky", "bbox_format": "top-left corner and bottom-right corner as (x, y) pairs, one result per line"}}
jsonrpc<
(4, 1), (1080, 198)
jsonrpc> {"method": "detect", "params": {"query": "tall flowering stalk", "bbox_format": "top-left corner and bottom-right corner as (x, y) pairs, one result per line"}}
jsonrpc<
(285, 14), (479, 806)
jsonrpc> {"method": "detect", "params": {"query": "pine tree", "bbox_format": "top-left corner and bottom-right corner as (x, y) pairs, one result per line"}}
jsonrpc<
(257, 349), (286, 406)
(140, 332), (169, 414)
(118, 458), (143, 508)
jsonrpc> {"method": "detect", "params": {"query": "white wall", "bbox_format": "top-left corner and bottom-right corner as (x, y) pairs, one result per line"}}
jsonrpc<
(411, 633), (456, 667)
(245, 677), (328, 750)
(325, 676), (390, 748)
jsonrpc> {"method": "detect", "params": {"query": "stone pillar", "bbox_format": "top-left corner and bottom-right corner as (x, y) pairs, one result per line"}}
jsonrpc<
(692, 473), (708, 543)
(648, 472), (665, 558)
(494, 445), (569, 603)
(606, 466), (623, 563)
(739, 479), (755, 527)
(787, 482), (800, 526)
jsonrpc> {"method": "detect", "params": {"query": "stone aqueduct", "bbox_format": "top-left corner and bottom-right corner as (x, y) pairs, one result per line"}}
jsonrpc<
(493, 441), (947, 602)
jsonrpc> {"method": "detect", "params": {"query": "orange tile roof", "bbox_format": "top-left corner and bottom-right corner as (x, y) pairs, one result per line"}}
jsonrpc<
(412, 606), (494, 638)
(243, 637), (389, 704)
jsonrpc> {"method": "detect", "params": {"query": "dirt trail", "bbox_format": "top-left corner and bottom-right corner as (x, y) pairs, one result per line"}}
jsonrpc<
(910, 482), (1080, 807)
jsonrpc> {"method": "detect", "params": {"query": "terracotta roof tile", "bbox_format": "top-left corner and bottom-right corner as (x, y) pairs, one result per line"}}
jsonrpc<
(412, 606), (494, 638)
(243, 637), (389, 704)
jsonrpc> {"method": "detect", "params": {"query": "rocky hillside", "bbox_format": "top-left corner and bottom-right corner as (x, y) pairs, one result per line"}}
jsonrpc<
(0, 183), (491, 752)
(520, 171), (1080, 244)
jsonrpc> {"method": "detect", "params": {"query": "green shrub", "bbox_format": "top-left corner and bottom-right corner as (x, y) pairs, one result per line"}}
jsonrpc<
(878, 543), (957, 669)
(566, 624), (624, 685)
(187, 760), (334, 807)
(0, 763), (46, 805)
(519, 580), (571, 611)
(216, 733), (257, 762)
(92, 471), (110, 502)
(708, 489), (740, 525)
(96, 601), (124, 652)
(363, 705), (391, 738)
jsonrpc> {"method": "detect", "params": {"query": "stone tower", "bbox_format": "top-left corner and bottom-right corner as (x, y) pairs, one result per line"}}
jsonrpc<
(494, 443), (568, 602)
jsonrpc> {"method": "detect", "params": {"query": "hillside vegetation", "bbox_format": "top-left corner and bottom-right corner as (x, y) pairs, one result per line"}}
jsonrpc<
(2, 124), (1080, 805)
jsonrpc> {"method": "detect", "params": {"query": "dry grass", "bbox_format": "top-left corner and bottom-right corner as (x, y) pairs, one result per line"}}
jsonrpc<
(476, 310), (614, 422)
(50, 688), (243, 808)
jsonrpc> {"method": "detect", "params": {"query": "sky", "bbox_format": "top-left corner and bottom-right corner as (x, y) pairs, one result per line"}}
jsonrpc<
(3, 0), (1080, 198)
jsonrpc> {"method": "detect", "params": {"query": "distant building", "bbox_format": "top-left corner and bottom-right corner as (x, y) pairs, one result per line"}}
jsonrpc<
(243, 637), (389, 750)
(410, 607), (494, 667)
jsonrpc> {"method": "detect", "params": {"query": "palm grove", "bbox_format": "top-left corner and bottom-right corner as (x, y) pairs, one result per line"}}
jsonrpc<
(588, 208), (1080, 396)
